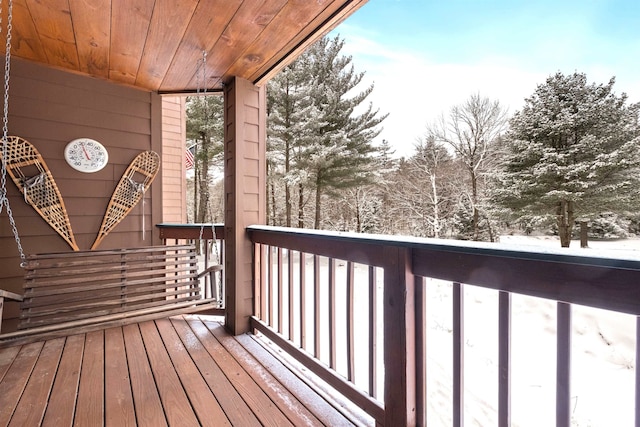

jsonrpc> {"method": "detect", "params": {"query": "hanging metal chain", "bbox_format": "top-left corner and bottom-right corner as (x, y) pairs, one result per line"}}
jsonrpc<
(0, 0), (26, 266)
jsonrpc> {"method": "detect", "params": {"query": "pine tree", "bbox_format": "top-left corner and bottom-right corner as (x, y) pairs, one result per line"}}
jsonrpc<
(493, 72), (640, 247)
(267, 35), (387, 229)
(186, 95), (224, 223)
(267, 53), (316, 227)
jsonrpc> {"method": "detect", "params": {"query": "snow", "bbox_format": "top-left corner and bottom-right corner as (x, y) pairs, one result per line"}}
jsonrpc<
(424, 236), (640, 426)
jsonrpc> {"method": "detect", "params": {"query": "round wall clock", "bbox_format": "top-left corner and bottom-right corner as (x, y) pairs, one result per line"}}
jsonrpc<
(64, 138), (109, 173)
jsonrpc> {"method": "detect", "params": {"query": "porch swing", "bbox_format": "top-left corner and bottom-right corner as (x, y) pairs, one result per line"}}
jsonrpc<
(0, 4), (221, 344)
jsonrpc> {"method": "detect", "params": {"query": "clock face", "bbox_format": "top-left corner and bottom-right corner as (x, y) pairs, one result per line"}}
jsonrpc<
(64, 138), (109, 173)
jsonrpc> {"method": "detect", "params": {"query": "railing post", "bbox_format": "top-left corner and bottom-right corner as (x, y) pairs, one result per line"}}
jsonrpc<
(453, 282), (464, 427)
(383, 246), (416, 426)
(636, 316), (640, 427)
(498, 291), (511, 427)
(557, 302), (572, 427)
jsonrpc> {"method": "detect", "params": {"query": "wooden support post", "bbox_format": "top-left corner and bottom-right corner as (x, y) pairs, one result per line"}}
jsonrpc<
(383, 246), (416, 426)
(223, 77), (266, 335)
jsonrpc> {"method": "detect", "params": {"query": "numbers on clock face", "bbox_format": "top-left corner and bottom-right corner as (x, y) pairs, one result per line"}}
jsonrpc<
(65, 139), (109, 173)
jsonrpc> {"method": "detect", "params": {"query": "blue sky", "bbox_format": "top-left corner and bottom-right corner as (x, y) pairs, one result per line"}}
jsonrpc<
(332, 0), (640, 157)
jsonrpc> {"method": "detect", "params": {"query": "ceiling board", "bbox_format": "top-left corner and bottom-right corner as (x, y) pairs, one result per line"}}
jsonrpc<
(0, 0), (368, 93)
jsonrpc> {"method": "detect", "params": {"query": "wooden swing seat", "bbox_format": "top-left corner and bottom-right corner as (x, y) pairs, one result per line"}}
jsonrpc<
(0, 244), (222, 348)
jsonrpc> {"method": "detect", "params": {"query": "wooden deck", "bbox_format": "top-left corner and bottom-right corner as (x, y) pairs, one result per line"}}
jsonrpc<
(0, 315), (370, 426)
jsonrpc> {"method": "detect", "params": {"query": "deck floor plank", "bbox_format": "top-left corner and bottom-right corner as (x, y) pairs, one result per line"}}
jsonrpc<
(187, 318), (296, 427)
(171, 317), (262, 427)
(41, 334), (85, 427)
(204, 318), (328, 427)
(235, 333), (358, 426)
(0, 341), (45, 426)
(74, 330), (105, 426)
(104, 327), (136, 427)
(122, 323), (168, 427)
(0, 315), (368, 426)
(155, 318), (232, 427)
(138, 320), (201, 426)
(8, 338), (65, 427)
(0, 345), (20, 382)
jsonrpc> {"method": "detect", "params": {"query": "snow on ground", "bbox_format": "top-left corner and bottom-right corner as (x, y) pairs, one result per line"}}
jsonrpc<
(422, 235), (640, 427)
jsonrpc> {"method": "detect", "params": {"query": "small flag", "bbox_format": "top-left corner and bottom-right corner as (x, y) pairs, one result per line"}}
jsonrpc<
(185, 145), (195, 169)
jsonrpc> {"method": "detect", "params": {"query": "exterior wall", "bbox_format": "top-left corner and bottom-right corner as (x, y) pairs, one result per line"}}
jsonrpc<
(161, 96), (187, 223)
(224, 77), (266, 335)
(0, 58), (163, 326)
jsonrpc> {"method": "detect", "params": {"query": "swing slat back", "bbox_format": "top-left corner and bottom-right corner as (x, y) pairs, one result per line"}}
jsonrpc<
(0, 244), (221, 347)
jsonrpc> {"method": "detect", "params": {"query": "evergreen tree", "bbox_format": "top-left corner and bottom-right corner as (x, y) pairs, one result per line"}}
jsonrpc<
(267, 35), (387, 230)
(267, 53), (316, 227)
(186, 95), (224, 223)
(305, 36), (388, 229)
(493, 72), (640, 247)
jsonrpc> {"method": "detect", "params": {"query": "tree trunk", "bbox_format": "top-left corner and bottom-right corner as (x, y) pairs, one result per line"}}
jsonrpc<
(430, 174), (440, 238)
(314, 186), (322, 230)
(355, 190), (362, 233)
(556, 200), (574, 248)
(197, 133), (210, 223)
(269, 181), (277, 226)
(297, 182), (305, 228)
(580, 221), (589, 248)
(471, 174), (479, 241)
(285, 185), (291, 227)
(313, 172), (322, 230)
(284, 138), (291, 227)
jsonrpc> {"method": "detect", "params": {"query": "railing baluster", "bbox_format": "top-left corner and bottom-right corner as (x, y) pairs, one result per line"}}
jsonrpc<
(369, 266), (379, 399)
(277, 247), (283, 334)
(557, 302), (572, 427)
(300, 251), (307, 349)
(415, 275), (426, 424)
(204, 238), (210, 298)
(636, 316), (640, 427)
(314, 255), (321, 358)
(288, 249), (294, 341)
(218, 237), (225, 302)
(329, 257), (337, 370)
(453, 282), (464, 427)
(498, 291), (511, 427)
(257, 244), (266, 320)
(267, 246), (273, 327)
(347, 261), (355, 382)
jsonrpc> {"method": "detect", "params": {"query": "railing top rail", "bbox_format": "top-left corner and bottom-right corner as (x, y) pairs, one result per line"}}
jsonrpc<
(248, 225), (640, 315)
(247, 225), (640, 270)
(156, 223), (225, 240)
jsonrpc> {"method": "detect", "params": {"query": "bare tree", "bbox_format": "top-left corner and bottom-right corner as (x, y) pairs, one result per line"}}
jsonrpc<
(428, 94), (508, 240)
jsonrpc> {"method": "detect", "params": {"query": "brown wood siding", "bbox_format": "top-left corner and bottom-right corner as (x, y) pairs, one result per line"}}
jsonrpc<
(161, 96), (186, 223)
(224, 77), (266, 334)
(0, 58), (163, 327)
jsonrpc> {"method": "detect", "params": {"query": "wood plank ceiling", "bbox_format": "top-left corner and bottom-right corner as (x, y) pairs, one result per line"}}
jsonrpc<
(0, 0), (367, 93)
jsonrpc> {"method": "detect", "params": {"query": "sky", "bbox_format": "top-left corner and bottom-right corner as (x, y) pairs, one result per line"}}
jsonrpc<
(331, 0), (640, 158)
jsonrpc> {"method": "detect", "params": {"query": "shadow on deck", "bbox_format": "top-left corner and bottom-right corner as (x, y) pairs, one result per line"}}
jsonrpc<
(0, 315), (372, 426)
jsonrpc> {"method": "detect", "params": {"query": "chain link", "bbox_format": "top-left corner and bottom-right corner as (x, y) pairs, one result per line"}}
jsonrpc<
(0, 0), (26, 266)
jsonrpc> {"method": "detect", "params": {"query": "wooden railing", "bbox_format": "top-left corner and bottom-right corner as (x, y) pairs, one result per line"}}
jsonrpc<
(248, 225), (640, 427)
(157, 223), (225, 311)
